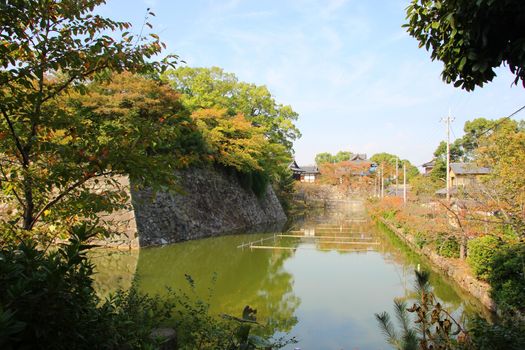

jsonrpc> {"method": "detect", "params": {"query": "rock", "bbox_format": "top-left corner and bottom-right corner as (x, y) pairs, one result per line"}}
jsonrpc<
(150, 328), (176, 350)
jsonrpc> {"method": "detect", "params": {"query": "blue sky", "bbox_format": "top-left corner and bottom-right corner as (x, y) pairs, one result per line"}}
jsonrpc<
(99, 0), (524, 167)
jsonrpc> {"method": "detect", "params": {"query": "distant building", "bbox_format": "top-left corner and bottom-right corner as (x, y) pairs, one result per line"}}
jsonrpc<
(435, 162), (490, 196)
(421, 159), (435, 175)
(289, 160), (320, 183)
(449, 162), (490, 187)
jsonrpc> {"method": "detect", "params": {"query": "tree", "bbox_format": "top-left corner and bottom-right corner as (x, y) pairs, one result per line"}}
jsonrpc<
(334, 151), (352, 162)
(461, 118), (498, 160)
(475, 120), (525, 237)
(371, 153), (420, 183)
(0, 0), (179, 238)
(162, 67), (301, 152)
(405, 0), (525, 91)
(315, 152), (334, 164)
(430, 140), (464, 182)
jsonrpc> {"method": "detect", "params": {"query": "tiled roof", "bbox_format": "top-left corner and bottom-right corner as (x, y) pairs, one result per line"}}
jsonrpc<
(301, 165), (320, 174)
(450, 162), (490, 175)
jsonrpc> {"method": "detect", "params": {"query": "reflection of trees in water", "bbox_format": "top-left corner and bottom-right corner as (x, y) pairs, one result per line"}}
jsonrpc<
(134, 234), (300, 333)
(375, 223), (492, 320)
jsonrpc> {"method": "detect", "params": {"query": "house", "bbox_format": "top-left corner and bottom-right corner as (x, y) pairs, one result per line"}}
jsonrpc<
(449, 162), (490, 187)
(421, 159), (435, 175)
(435, 162), (490, 196)
(289, 160), (320, 183)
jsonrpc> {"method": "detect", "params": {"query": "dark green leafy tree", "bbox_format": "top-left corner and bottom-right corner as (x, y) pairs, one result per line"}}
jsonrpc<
(405, 0), (525, 91)
(0, 0), (182, 239)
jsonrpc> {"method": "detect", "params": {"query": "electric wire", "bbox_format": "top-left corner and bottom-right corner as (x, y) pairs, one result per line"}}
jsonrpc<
(475, 104), (525, 138)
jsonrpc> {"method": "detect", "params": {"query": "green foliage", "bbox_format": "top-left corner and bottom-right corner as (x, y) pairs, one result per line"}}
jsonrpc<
(466, 235), (500, 281)
(315, 152), (334, 164)
(370, 153), (419, 182)
(0, 224), (174, 349)
(468, 236), (525, 312)
(162, 66), (300, 152)
(405, 0), (525, 91)
(436, 235), (460, 258)
(488, 243), (525, 313)
(467, 235), (501, 281)
(173, 276), (295, 350)
(0, 0), (180, 235)
(272, 167), (296, 212)
(468, 316), (525, 350)
(370, 152), (398, 165)
(235, 169), (270, 198)
(162, 66), (299, 203)
(462, 118), (498, 160)
(410, 174), (441, 197)
(382, 209), (398, 221)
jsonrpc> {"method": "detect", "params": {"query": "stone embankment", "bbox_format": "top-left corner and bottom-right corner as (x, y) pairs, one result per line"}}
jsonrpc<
(379, 217), (496, 312)
(96, 167), (286, 247)
(293, 183), (360, 208)
(131, 167), (286, 246)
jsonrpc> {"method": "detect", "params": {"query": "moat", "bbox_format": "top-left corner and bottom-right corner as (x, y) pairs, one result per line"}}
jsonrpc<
(92, 202), (488, 349)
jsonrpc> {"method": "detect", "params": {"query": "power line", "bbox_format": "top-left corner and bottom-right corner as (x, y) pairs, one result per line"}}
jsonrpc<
(476, 104), (525, 138)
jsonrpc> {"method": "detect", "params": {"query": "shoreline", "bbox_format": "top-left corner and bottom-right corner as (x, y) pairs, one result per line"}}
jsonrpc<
(376, 216), (496, 313)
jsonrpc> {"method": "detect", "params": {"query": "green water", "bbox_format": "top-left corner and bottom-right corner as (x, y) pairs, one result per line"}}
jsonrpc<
(92, 205), (489, 349)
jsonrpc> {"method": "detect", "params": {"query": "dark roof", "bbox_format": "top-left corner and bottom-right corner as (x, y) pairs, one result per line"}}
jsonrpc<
(422, 159), (435, 167)
(288, 160), (302, 172)
(300, 165), (320, 174)
(435, 186), (459, 195)
(349, 153), (367, 161)
(450, 162), (490, 175)
(288, 160), (320, 174)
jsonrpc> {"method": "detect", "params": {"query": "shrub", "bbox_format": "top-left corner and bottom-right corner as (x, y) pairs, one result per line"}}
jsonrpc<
(467, 235), (501, 280)
(0, 224), (173, 349)
(469, 316), (525, 350)
(488, 243), (525, 313)
(436, 235), (460, 258)
(414, 230), (429, 249)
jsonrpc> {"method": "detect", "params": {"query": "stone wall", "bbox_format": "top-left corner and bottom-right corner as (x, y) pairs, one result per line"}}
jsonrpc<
(131, 167), (287, 246)
(378, 217), (496, 312)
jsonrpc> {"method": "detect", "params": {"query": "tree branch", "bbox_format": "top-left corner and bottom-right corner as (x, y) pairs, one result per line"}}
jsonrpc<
(1, 106), (27, 166)
(29, 170), (114, 230)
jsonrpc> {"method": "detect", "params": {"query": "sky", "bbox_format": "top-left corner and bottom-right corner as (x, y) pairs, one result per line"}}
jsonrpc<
(98, 0), (524, 168)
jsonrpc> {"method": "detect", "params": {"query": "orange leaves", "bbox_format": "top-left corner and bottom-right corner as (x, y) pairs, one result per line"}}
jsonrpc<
(190, 108), (266, 172)
(72, 71), (182, 119)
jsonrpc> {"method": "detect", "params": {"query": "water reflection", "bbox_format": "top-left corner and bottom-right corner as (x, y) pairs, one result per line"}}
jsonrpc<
(135, 234), (300, 333)
(90, 249), (139, 300)
(92, 202), (490, 349)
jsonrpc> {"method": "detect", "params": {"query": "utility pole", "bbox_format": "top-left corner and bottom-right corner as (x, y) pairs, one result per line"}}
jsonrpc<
(395, 157), (399, 197)
(374, 172), (378, 197)
(381, 164), (384, 199)
(403, 162), (407, 205)
(441, 111), (455, 202)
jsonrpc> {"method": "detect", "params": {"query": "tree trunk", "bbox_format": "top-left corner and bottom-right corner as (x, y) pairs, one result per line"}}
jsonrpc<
(459, 236), (467, 259)
(22, 175), (34, 230)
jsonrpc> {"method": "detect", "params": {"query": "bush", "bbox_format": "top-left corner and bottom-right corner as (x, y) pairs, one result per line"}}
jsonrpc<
(467, 235), (502, 280)
(469, 316), (525, 350)
(488, 243), (525, 313)
(436, 235), (460, 258)
(0, 224), (173, 350)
